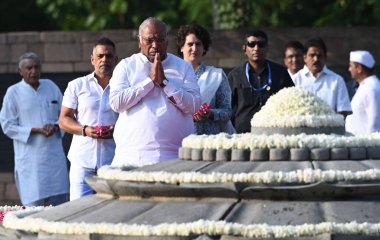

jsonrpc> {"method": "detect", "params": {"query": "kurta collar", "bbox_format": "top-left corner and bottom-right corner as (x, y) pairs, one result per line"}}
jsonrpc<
(21, 79), (41, 91)
(88, 72), (96, 81)
(360, 75), (377, 85)
(138, 52), (171, 64)
(195, 63), (206, 81)
(88, 71), (111, 91)
(303, 65), (328, 79)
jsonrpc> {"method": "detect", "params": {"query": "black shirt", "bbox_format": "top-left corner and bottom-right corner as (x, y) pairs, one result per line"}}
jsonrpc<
(228, 60), (294, 133)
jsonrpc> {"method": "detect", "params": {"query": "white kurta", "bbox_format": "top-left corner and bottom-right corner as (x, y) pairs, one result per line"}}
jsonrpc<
(346, 75), (380, 135)
(109, 53), (201, 167)
(0, 80), (69, 205)
(62, 72), (119, 168)
(293, 65), (352, 112)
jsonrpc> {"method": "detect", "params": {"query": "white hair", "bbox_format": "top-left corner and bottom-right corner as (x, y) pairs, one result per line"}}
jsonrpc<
(18, 52), (40, 69)
(138, 17), (168, 38)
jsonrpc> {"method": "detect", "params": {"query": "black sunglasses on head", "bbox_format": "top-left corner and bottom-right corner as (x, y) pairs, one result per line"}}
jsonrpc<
(246, 40), (267, 48)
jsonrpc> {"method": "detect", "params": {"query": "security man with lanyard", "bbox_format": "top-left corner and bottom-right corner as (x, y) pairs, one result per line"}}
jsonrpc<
(228, 29), (294, 133)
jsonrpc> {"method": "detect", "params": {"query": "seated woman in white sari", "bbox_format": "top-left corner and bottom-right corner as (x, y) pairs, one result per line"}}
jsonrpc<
(176, 24), (235, 135)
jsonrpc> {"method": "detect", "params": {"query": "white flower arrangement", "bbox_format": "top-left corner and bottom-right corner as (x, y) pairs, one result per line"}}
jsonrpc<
(97, 166), (380, 185)
(3, 211), (380, 238)
(251, 87), (345, 128)
(182, 133), (380, 150)
(252, 115), (345, 128)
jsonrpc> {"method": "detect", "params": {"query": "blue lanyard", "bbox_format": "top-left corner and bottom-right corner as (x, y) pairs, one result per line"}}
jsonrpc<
(245, 62), (272, 92)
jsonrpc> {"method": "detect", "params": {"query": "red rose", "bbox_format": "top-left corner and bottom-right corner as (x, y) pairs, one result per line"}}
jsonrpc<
(94, 126), (110, 138)
(193, 103), (211, 120)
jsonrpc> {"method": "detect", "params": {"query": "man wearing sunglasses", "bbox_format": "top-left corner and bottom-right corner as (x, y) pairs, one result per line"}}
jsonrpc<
(228, 29), (294, 133)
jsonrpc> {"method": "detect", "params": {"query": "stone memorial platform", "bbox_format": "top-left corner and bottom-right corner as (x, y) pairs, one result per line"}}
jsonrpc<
(3, 87), (380, 239)
(2, 159), (380, 240)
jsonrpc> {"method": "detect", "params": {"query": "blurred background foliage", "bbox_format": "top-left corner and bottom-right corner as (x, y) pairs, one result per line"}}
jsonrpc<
(1, 0), (380, 32)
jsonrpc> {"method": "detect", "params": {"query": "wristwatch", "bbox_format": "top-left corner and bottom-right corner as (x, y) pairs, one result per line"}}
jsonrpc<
(82, 125), (88, 136)
(160, 79), (168, 88)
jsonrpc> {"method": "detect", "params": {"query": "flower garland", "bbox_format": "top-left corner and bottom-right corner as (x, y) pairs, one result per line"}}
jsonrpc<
(181, 133), (380, 149)
(250, 87), (345, 128)
(0, 206), (48, 223)
(3, 211), (380, 238)
(0, 206), (26, 222)
(0, 205), (25, 212)
(97, 166), (380, 185)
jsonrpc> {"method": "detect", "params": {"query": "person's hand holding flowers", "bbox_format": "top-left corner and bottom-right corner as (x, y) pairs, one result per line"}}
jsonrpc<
(193, 103), (211, 122)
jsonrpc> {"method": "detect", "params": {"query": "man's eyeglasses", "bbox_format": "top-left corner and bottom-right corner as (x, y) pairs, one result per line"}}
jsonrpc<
(246, 40), (267, 48)
(139, 35), (166, 45)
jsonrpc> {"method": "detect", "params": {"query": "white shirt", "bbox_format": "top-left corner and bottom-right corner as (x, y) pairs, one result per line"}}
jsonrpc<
(109, 53), (201, 167)
(293, 65), (352, 112)
(287, 69), (298, 82)
(62, 72), (119, 168)
(346, 75), (380, 135)
(0, 80), (69, 204)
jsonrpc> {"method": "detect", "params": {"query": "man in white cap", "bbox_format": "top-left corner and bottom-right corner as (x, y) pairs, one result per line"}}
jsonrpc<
(346, 50), (380, 134)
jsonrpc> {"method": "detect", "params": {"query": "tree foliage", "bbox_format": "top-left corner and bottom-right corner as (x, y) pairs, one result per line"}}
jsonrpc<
(1, 0), (380, 32)
(35, 0), (129, 31)
(212, 0), (380, 29)
(33, 0), (213, 31)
